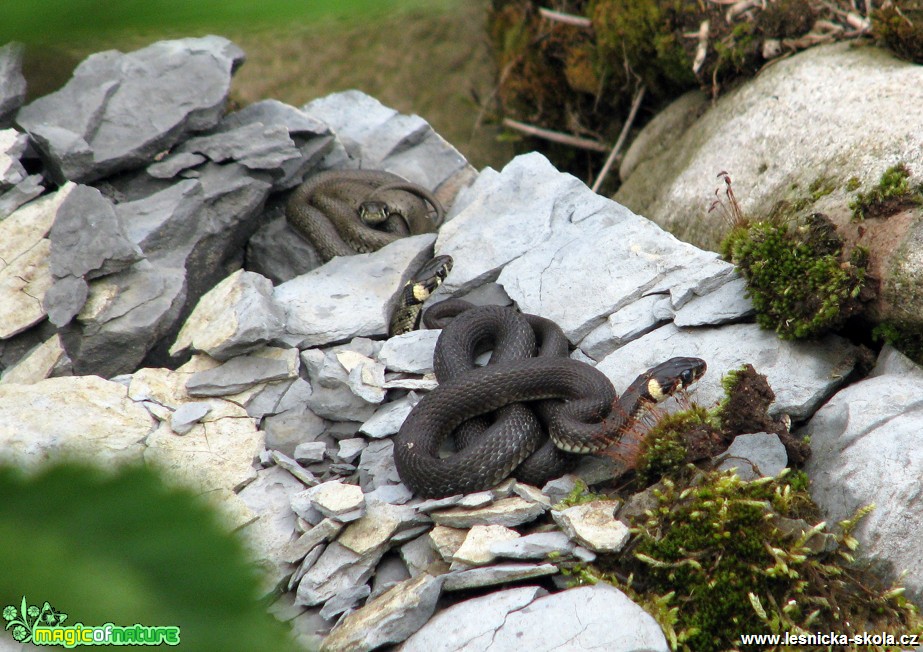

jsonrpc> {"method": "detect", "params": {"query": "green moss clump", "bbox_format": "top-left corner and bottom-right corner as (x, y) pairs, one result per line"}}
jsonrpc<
(873, 321), (923, 366)
(623, 471), (921, 651)
(554, 479), (606, 509)
(849, 163), (923, 220)
(721, 213), (869, 339)
(846, 176), (861, 192)
(873, 3), (923, 64)
(635, 405), (713, 485)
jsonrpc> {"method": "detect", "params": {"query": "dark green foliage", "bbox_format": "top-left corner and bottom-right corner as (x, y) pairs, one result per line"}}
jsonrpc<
(873, 3), (923, 64)
(849, 163), (923, 220)
(873, 320), (923, 366)
(721, 215), (869, 339)
(0, 463), (299, 652)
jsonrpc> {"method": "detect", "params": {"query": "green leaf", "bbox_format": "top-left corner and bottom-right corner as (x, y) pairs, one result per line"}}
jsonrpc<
(0, 463), (300, 652)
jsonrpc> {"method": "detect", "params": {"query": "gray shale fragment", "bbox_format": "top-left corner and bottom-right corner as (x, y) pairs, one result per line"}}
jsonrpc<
(717, 432), (788, 480)
(0, 43), (27, 126)
(16, 36), (245, 183)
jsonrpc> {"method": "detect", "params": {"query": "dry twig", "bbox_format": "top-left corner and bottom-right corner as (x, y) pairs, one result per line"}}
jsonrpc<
(502, 118), (609, 152)
(537, 7), (593, 29)
(591, 84), (646, 193)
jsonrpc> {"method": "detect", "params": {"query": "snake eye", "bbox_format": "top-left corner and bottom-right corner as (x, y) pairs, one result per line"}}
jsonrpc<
(679, 369), (694, 387)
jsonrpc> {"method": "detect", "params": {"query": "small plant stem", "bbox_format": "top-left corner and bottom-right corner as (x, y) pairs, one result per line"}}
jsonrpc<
(501, 118), (609, 152)
(591, 84), (646, 193)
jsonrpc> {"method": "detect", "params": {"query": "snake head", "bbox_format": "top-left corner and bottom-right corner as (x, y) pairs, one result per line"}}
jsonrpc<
(644, 357), (707, 401)
(358, 200), (393, 226)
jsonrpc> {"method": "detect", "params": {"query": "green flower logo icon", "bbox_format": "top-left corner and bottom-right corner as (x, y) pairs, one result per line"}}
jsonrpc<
(3, 597), (67, 644)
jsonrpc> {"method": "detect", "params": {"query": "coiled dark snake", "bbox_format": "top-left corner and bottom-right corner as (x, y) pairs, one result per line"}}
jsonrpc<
(394, 301), (706, 497)
(285, 169), (444, 262)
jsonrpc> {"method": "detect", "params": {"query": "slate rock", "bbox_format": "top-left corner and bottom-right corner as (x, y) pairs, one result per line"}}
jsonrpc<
(293, 480), (365, 522)
(672, 274), (754, 327)
(319, 584), (371, 621)
(489, 531), (576, 561)
(171, 269), (285, 361)
(16, 36), (245, 183)
(595, 322), (859, 420)
(552, 501), (629, 554)
(246, 210), (324, 284)
(0, 375), (152, 468)
(275, 233), (438, 348)
(60, 261), (187, 377)
(185, 346), (298, 397)
(44, 184), (144, 325)
(116, 178), (205, 260)
(294, 441), (328, 465)
(579, 294), (664, 361)
(430, 497), (546, 529)
(0, 43), (26, 126)
(321, 573), (444, 652)
(300, 348), (379, 423)
(717, 432), (788, 480)
(283, 518), (344, 565)
(370, 554), (413, 600)
(0, 173), (44, 218)
(402, 583), (669, 652)
(296, 542), (382, 608)
(359, 393), (420, 439)
(452, 524), (520, 567)
(377, 330), (440, 374)
(170, 401), (212, 435)
(300, 90), (471, 201)
(357, 439), (402, 491)
(442, 563), (558, 592)
(0, 128), (27, 187)
(0, 333), (70, 385)
(337, 500), (423, 557)
(805, 373), (923, 602)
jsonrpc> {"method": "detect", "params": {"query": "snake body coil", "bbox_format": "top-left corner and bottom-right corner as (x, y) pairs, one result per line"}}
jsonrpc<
(285, 169), (444, 261)
(394, 303), (706, 497)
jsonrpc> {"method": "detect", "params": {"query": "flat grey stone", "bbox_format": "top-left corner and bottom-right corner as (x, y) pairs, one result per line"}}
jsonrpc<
(0, 173), (44, 218)
(717, 432), (788, 480)
(359, 393), (420, 438)
(146, 152), (207, 178)
(275, 233), (437, 349)
(185, 347), (298, 397)
(319, 584), (371, 621)
(400, 534), (438, 577)
(672, 274), (754, 327)
(358, 439), (401, 491)
(579, 294), (664, 361)
(404, 583), (669, 652)
(540, 475), (580, 505)
(370, 554), (412, 600)
(337, 500), (424, 557)
(442, 563), (558, 592)
(262, 402), (327, 458)
(246, 212), (324, 284)
(452, 524), (520, 567)
(282, 518), (343, 564)
(489, 531), (575, 560)
(870, 343), (923, 380)
(596, 322), (860, 420)
(321, 573), (444, 652)
(0, 43), (26, 126)
(295, 541), (382, 607)
(270, 450), (319, 487)
(430, 497), (546, 529)
(300, 348), (378, 422)
(806, 373), (923, 602)
(42, 274), (89, 327)
(294, 441), (328, 465)
(45, 184), (144, 324)
(16, 36), (244, 183)
(551, 501), (630, 553)
(171, 269), (286, 361)
(293, 480), (365, 521)
(116, 179), (205, 260)
(61, 261), (186, 377)
(365, 483), (414, 506)
(170, 401), (212, 435)
(336, 437), (367, 464)
(301, 90), (470, 195)
(378, 330), (440, 374)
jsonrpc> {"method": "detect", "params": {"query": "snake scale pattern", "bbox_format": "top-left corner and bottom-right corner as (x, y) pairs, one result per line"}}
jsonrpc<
(285, 169), (445, 261)
(394, 301), (706, 497)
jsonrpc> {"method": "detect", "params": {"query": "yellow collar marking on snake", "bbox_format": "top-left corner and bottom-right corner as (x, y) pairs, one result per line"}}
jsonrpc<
(412, 285), (432, 302)
(647, 378), (667, 402)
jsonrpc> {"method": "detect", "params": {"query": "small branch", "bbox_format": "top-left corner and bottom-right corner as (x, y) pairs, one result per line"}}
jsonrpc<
(502, 118), (609, 152)
(537, 7), (593, 29)
(591, 85), (646, 193)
